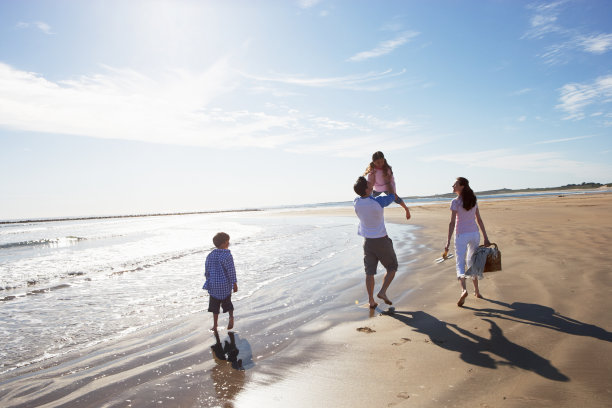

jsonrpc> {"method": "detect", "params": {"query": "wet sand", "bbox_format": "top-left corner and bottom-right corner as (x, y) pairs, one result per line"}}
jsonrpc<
(1, 192), (611, 407)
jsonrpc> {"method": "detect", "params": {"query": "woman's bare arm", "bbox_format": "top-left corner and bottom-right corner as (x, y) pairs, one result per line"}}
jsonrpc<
(475, 208), (491, 246)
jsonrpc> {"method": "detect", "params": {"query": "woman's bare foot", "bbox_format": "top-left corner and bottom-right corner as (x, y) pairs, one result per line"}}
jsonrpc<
(457, 290), (468, 307)
(377, 292), (393, 305)
(227, 317), (234, 330)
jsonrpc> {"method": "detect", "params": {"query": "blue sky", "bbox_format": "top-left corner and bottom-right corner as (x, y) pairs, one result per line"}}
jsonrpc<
(1, 0), (611, 219)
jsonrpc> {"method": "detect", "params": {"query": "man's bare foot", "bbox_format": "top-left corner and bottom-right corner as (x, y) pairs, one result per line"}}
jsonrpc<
(369, 302), (378, 309)
(457, 290), (468, 307)
(377, 293), (393, 305)
(227, 317), (234, 330)
(210, 326), (218, 332)
(474, 292), (483, 299)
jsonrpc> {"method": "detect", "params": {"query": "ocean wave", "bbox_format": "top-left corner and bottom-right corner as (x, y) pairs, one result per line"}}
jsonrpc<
(0, 236), (87, 250)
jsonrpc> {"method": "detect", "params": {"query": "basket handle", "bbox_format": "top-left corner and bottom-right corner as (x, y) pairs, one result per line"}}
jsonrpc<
(479, 242), (497, 249)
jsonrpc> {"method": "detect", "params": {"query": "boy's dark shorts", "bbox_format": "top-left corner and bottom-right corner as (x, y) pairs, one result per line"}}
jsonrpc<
(208, 294), (234, 314)
(363, 236), (398, 275)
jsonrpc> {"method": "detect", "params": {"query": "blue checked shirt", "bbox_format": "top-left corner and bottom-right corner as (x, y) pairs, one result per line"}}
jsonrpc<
(203, 248), (237, 300)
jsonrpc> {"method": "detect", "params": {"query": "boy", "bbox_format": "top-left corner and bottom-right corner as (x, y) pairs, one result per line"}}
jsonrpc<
(203, 232), (238, 331)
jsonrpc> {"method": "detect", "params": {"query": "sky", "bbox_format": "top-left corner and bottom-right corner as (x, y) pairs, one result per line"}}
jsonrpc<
(1, 0), (611, 220)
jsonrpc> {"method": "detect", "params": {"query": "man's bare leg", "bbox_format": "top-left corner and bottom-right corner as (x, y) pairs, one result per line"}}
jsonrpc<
(377, 269), (396, 305)
(366, 275), (378, 308)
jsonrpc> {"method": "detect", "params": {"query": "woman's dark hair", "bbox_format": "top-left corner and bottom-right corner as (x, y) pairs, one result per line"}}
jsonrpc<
(353, 176), (369, 196)
(457, 177), (477, 210)
(213, 232), (230, 248)
(364, 151), (393, 178)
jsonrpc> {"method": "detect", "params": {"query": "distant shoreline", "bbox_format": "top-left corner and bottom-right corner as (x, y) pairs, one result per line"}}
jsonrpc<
(0, 208), (262, 225)
(2, 183), (610, 225)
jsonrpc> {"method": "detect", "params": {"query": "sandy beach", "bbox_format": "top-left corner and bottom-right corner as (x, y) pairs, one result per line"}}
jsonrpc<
(1, 192), (611, 407)
(234, 192), (612, 407)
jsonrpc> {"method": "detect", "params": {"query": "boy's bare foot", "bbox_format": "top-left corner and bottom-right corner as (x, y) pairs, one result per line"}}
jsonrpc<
(227, 317), (234, 330)
(474, 292), (483, 299)
(369, 302), (378, 309)
(457, 290), (468, 307)
(210, 326), (218, 332)
(377, 293), (393, 305)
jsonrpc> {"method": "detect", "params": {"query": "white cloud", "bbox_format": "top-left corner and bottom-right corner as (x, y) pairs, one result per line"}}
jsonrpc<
(523, 2), (612, 64)
(579, 33), (612, 54)
(532, 135), (594, 144)
(511, 88), (533, 96)
(297, 0), (322, 9)
(240, 68), (406, 91)
(16, 21), (53, 34)
(347, 31), (419, 62)
(423, 148), (612, 176)
(0, 62), (424, 156)
(522, 1), (567, 39)
(0, 61), (298, 148)
(556, 75), (612, 120)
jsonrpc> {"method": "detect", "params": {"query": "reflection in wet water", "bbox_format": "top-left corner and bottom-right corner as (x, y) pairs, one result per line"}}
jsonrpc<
(210, 331), (251, 406)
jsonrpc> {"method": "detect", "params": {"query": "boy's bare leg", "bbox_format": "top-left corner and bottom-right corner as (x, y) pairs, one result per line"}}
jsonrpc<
(212, 313), (219, 332)
(366, 275), (378, 308)
(227, 310), (234, 330)
(377, 270), (396, 305)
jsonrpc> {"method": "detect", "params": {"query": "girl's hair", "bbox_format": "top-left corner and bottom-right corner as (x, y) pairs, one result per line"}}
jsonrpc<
(364, 151), (393, 177)
(457, 177), (477, 211)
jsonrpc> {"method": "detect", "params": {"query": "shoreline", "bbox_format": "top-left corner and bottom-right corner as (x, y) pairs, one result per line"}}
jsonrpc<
(1, 193), (611, 407)
(3, 187), (609, 225)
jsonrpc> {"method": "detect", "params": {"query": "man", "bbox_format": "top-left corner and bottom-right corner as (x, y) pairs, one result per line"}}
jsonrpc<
(353, 176), (399, 309)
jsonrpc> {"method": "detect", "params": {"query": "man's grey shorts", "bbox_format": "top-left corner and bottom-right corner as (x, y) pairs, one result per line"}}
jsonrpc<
(363, 235), (398, 275)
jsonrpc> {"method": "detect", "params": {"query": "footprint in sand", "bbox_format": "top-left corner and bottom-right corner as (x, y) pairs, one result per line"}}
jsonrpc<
(388, 392), (411, 406)
(356, 327), (376, 333)
(391, 337), (411, 346)
(396, 358), (406, 369)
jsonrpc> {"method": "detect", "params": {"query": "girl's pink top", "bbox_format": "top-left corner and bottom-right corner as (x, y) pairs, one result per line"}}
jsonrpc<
(367, 167), (397, 193)
(450, 197), (479, 235)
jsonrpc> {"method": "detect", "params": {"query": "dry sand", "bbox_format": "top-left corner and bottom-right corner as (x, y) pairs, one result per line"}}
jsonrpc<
(1, 193), (611, 407)
(234, 192), (612, 407)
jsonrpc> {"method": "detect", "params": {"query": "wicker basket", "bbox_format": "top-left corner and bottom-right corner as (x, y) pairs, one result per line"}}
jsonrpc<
(483, 243), (502, 272)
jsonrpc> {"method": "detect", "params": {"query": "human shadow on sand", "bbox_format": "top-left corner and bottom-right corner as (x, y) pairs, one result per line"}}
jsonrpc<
(462, 299), (612, 342)
(391, 311), (569, 381)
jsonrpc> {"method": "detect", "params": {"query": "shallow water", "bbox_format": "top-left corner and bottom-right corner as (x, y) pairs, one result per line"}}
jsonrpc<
(0, 211), (415, 375)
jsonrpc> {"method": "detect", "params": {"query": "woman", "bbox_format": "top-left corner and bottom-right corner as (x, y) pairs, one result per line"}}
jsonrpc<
(445, 177), (491, 307)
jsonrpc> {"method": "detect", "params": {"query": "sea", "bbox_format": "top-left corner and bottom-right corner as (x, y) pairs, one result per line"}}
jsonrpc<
(0, 189), (606, 378)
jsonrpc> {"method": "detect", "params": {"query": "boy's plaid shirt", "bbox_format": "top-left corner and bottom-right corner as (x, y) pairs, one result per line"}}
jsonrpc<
(203, 249), (237, 300)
